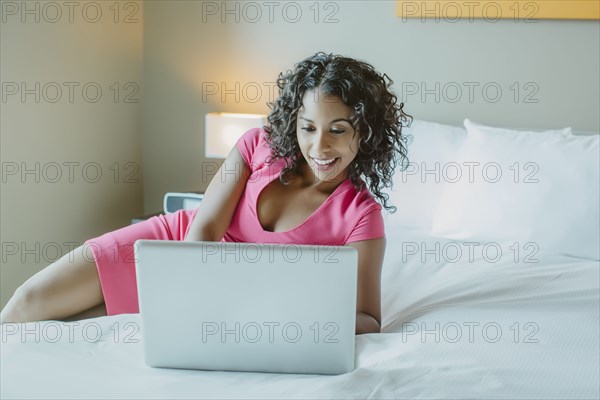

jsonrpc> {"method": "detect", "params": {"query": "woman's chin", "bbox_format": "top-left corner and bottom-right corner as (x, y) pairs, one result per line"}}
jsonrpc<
(309, 169), (348, 187)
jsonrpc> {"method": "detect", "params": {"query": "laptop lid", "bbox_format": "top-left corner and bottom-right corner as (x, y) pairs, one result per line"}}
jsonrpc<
(134, 240), (358, 375)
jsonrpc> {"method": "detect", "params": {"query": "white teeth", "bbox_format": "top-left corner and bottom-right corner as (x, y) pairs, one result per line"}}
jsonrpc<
(313, 158), (336, 166)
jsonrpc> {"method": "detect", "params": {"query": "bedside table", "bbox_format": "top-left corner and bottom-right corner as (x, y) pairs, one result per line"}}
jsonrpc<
(163, 191), (204, 213)
(131, 191), (204, 225)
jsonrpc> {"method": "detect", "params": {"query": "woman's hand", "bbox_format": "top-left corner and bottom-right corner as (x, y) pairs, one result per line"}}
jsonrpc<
(347, 237), (386, 334)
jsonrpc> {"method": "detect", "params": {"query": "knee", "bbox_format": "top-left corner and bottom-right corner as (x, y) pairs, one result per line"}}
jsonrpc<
(0, 283), (41, 324)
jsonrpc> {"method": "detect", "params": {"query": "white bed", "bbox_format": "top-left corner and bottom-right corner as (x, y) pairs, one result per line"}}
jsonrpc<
(2, 119), (599, 399)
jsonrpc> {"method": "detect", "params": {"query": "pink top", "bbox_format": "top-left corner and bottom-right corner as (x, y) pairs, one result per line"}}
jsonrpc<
(222, 128), (385, 245)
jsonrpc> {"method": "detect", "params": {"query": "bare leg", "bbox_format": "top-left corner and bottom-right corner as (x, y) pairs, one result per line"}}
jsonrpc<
(63, 302), (107, 321)
(0, 243), (105, 324)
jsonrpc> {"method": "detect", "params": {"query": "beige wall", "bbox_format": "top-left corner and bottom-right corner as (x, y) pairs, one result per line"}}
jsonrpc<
(142, 0), (599, 213)
(0, 1), (144, 308)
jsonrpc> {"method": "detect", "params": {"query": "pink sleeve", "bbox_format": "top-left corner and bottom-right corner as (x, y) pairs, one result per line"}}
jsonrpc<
(235, 128), (263, 168)
(345, 206), (385, 243)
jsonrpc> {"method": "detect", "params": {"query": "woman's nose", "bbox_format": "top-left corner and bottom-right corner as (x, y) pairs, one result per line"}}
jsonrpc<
(313, 130), (331, 152)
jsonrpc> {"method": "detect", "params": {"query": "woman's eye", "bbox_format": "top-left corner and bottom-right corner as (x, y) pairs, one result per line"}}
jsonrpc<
(301, 126), (315, 132)
(330, 129), (345, 135)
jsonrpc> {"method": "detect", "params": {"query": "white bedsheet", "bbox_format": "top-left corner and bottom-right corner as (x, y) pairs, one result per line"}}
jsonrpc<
(2, 231), (599, 399)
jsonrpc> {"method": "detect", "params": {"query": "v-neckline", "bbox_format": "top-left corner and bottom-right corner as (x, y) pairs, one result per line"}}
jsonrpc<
(254, 168), (349, 234)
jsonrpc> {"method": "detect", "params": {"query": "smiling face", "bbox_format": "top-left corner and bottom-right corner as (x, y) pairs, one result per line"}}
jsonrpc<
(296, 89), (360, 191)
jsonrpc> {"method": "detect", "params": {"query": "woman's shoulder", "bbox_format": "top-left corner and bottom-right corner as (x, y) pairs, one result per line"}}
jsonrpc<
(324, 179), (384, 244)
(237, 127), (268, 152)
(336, 179), (382, 215)
(236, 127), (272, 168)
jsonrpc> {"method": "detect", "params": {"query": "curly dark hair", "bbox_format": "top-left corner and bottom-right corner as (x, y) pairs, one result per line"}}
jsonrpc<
(263, 52), (412, 213)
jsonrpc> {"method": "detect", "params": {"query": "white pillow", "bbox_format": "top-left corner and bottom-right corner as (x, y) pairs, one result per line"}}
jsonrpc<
(464, 118), (573, 137)
(384, 119), (467, 231)
(431, 121), (599, 260)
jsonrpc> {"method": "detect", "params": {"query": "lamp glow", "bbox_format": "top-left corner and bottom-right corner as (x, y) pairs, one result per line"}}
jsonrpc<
(205, 112), (267, 158)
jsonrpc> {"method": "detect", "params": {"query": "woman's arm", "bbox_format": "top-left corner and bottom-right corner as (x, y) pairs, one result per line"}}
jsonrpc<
(184, 146), (251, 242)
(346, 237), (386, 334)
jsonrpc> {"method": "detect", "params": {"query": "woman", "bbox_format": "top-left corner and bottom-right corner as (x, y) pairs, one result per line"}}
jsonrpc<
(1, 52), (411, 334)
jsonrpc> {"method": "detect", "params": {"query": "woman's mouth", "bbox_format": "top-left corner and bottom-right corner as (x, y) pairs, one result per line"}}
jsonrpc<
(311, 157), (340, 171)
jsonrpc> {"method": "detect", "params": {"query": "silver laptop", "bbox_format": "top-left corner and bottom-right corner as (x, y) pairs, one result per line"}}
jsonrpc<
(134, 240), (358, 375)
